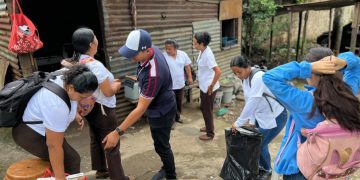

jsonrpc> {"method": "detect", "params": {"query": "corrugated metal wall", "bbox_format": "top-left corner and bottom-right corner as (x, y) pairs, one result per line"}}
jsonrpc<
(0, 0), (20, 81)
(192, 19), (221, 53)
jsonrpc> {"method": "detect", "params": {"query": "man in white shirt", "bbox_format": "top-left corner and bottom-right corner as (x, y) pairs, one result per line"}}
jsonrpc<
(163, 39), (193, 123)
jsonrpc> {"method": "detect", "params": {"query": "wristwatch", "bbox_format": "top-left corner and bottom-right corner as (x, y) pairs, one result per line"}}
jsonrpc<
(115, 127), (125, 136)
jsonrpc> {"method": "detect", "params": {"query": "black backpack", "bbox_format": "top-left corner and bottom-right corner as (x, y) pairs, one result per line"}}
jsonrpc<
(0, 71), (71, 127)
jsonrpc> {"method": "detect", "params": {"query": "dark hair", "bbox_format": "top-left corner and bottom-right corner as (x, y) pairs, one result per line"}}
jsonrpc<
(63, 65), (98, 94)
(309, 73), (360, 132)
(194, 32), (211, 46)
(71, 27), (95, 62)
(304, 47), (333, 63)
(230, 55), (251, 68)
(164, 39), (179, 49)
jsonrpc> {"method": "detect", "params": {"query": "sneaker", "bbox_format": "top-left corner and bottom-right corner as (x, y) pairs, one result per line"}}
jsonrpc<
(199, 134), (213, 141)
(151, 169), (166, 180)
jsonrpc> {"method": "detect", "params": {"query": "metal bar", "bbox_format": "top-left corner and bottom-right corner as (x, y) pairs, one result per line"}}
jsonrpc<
(269, 16), (274, 62)
(328, 8), (333, 48)
(300, 10), (309, 59)
(287, 12), (293, 62)
(350, 2), (360, 52)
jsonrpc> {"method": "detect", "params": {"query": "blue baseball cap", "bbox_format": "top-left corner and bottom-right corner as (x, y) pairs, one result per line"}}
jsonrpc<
(118, 29), (152, 59)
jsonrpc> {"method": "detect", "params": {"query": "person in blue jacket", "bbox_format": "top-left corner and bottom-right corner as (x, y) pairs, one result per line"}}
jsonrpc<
(262, 47), (360, 179)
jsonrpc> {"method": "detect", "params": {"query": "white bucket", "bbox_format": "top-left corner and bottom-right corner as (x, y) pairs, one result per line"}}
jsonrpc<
(214, 90), (223, 107)
(222, 86), (234, 103)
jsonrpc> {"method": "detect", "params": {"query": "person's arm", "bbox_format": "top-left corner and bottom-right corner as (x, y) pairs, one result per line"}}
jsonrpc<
(233, 97), (262, 127)
(103, 96), (151, 150)
(185, 65), (193, 85)
(207, 66), (221, 95)
(45, 129), (66, 180)
(338, 52), (360, 95)
(99, 78), (121, 97)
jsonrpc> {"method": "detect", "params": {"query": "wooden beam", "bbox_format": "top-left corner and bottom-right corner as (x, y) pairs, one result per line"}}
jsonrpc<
(287, 12), (293, 62)
(296, 11), (303, 61)
(300, 11), (309, 59)
(328, 8), (333, 49)
(350, 2), (360, 52)
(269, 17), (274, 62)
(18, 54), (35, 78)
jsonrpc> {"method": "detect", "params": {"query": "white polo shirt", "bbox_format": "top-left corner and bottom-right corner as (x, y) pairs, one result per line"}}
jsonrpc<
(163, 50), (192, 90)
(235, 69), (284, 129)
(23, 76), (78, 136)
(196, 46), (220, 93)
(80, 55), (116, 108)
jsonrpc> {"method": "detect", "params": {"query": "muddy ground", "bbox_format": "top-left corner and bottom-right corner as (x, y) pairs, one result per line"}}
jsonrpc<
(1, 98), (359, 179)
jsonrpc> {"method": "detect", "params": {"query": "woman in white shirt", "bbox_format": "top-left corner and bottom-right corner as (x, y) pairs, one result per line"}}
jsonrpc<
(163, 39), (193, 123)
(230, 55), (287, 180)
(12, 65), (98, 179)
(70, 27), (127, 179)
(193, 32), (221, 141)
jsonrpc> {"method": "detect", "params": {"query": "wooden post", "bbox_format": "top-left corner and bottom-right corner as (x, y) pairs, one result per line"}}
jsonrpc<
(350, 2), (360, 52)
(18, 54), (36, 78)
(295, 11), (303, 61)
(300, 10), (309, 59)
(269, 16), (274, 62)
(328, 8), (333, 49)
(287, 11), (293, 62)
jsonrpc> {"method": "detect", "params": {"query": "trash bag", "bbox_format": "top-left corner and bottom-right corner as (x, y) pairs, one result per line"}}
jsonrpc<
(220, 127), (262, 180)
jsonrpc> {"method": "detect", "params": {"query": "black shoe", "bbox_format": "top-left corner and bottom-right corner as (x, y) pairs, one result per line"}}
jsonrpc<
(175, 119), (183, 123)
(151, 169), (166, 180)
(258, 170), (272, 180)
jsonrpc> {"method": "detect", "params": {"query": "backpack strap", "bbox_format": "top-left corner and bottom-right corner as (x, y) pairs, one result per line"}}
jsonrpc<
(262, 92), (284, 112)
(43, 81), (71, 111)
(248, 68), (263, 88)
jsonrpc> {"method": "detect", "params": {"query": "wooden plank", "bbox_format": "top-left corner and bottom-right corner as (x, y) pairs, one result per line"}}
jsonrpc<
(0, 58), (9, 89)
(350, 2), (360, 52)
(219, 0), (242, 20)
(287, 12), (293, 62)
(18, 54), (35, 78)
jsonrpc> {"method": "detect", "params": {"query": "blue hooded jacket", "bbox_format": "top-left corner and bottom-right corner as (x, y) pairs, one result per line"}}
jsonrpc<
(262, 52), (360, 175)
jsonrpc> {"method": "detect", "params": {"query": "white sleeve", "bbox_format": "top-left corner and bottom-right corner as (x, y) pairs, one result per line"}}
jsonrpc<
(41, 93), (70, 133)
(234, 97), (262, 127)
(183, 52), (192, 65)
(88, 62), (110, 84)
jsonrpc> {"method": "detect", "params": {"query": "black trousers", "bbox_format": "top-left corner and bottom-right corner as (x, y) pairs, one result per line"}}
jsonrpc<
(85, 103), (127, 180)
(200, 90), (217, 137)
(173, 88), (184, 121)
(12, 123), (80, 174)
(148, 106), (177, 179)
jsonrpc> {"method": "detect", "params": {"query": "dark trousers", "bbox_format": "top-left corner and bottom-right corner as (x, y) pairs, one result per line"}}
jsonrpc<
(85, 103), (127, 180)
(148, 106), (177, 179)
(173, 88), (184, 121)
(200, 90), (217, 137)
(12, 123), (80, 174)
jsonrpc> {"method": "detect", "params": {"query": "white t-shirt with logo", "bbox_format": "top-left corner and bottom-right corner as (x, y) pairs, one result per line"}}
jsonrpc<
(196, 46), (220, 93)
(80, 55), (116, 108)
(163, 50), (192, 90)
(235, 69), (284, 129)
(23, 76), (78, 136)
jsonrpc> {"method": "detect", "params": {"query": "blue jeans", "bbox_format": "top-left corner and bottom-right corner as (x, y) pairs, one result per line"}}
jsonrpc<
(283, 172), (306, 180)
(257, 109), (287, 171)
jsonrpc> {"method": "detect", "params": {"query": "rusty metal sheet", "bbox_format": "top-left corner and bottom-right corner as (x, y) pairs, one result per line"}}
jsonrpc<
(193, 19), (221, 53)
(214, 46), (241, 78)
(219, 0), (242, 20)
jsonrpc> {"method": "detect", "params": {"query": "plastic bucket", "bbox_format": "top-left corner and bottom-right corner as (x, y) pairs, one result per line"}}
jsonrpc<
(222, 86), (234, 103)
(214, 90), (223, 107)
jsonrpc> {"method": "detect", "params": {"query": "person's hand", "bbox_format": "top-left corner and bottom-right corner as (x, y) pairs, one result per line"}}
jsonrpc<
(311, 60), (336, 74)
(188, 77), (193, 85)
(319, 55), (347, 71)
(207, 84), (214, 95)
(75, 113), (85, 131)
(102, 130), (120, 150)
(114, 79), (122, 92)
(231, 123), (237, 133)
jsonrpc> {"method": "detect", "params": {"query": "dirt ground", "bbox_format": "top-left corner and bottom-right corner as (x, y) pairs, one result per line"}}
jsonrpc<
(1, 97), (359, 179)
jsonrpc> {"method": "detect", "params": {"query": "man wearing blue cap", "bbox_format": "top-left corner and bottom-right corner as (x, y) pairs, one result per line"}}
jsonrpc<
(102, 29), (177, 180)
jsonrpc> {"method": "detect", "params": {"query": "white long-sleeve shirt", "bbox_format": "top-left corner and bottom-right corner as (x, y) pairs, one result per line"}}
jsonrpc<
(235, 68), (284, 129)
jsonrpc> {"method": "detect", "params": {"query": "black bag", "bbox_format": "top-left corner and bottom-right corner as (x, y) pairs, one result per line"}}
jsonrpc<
(220, 127), (263, 180)
(0, 71), (71, 127)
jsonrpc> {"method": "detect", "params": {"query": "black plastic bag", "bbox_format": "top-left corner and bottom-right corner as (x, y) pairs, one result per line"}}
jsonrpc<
(220, 127), (262, 180)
